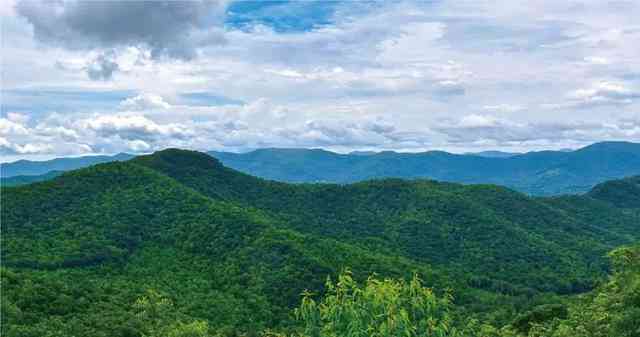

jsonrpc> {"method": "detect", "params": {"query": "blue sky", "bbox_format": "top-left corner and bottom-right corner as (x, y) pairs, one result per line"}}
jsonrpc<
(225, 0), (344, 32)
(2, 0), (640, 161)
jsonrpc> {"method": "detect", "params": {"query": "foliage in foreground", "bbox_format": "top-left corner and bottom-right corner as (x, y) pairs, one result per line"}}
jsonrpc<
(288, 245), (639, 337)
(295, 271), (465, 337)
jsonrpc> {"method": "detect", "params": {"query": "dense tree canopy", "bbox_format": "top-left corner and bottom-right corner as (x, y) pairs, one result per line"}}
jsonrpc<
(2, 149), (638, 336)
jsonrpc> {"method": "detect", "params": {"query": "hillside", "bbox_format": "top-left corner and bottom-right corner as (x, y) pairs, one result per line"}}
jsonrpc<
(586, 175), (640, 209)
(134, 149), (639, 294)
(210, 141), (640, 195)
(1, 157), (447, 335)
(3, 149), (639, 336)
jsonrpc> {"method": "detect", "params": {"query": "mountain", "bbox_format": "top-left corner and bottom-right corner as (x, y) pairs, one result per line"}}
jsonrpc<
(3, 149), (639, 336)
(586, 175), (640, 209)
(0, 153), (134, 178)
(5, 141), (640, 195)
(466, 150), (521, 158)
(134, 149), (639, 293)
(1, 152), (446, 335)
(1, 170), (63, 187)
(209, 141), (640, 195)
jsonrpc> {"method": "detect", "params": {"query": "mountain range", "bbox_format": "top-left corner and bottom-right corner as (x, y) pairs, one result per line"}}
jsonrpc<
(3, 148), (639, 336)
(209, 141), (640, 195)
(4, 141), (640, 196)
(1, 153), (134, 178)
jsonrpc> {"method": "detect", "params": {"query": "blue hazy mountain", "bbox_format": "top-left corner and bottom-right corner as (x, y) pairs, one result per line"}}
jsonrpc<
(1, 170), (64, 187)
(209, 141), (640, 195)
(1, 153), (134, 178)
(467, 150), (522, 158)
(4, 142), (640, 195)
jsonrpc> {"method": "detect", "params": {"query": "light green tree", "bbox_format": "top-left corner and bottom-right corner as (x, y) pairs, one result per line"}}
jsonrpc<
(294, 270), (468, 337)
(133, 289), (211, 337)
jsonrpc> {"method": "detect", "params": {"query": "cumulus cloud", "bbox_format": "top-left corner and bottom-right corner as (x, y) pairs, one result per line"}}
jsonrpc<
(435, 114), (640, 145)
(566, 81), (640, 107)
(432, 80), (466, 98)
(15, 0), (228, 80)
(16, 0), (227, 59)
(0, 118), (30, 136)
(86, 52), (120, 80)
(274, 117), (398, 148)
(6, 112), (30, 124)
(119, 94), (171, 111)
(482, 104), (525, 113)
(81, 115), (190, 141)
(543, 81), (640, 109)
(0, 138), (53, 155)
(0, 116), (91, 155)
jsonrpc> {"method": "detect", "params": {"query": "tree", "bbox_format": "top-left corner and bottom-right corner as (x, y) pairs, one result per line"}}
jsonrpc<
(294, 270), (465, 337)
(524, 245), (640, 337)
(133, 289), (211, 337)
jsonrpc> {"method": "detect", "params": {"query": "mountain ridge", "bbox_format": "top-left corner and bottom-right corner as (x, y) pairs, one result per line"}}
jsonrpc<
(209, 141), (640, 195)
(1, 153), (134, 178)
(4, 141), (640, 196)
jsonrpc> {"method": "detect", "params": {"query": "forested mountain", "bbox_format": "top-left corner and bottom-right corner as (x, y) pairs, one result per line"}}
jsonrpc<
(1, 153), (133, 178)
(0, 170), (63, 187)
(210, 141), (640, 195)
(134, 149), (639, 294)
(2, 149), (639, 336)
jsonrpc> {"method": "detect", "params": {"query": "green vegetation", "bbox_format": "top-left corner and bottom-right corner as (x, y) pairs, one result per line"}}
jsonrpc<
(2, 148), (639, 336)
(508, 245), (640, 337)
(295, 271), (463, 337)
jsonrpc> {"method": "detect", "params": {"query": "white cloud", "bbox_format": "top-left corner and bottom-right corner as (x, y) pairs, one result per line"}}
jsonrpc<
(0, 139), (53, 155)
(0, 117), (91, 155)
(583, 56), (610, 65)
(81, 114), (189, 141)
(3, 0), (640, 158)
(126, 139), (152, 152)
(435, 114), (640, 145)
(561, 81), (640, 108)
(0, 118), (29, 136)
(6, 112), (30, 124)
(482, 104), (525, 113)
(119, 94), (172, 111)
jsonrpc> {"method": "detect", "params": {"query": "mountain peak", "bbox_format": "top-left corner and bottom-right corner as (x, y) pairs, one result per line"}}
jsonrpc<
(577, 141), (640, 153)
(588, 175), (640, 208)
(132, 148), (225, 174)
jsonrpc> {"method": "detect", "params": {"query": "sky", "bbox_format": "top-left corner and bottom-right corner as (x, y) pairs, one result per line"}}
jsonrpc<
(2, 0), (640, 161)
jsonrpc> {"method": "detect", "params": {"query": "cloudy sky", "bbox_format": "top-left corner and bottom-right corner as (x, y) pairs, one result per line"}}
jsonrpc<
(2, 0), (640, 161)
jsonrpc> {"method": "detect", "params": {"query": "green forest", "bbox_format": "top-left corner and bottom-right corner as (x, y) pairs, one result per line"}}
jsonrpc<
(2, 149), (639, 336)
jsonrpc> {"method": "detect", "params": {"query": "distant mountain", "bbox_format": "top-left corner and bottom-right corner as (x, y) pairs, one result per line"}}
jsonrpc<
(467, 150), (521, 158)
(587, 175), (640, 209)
(4, 141), (640, 196)
(210, 141), (640, 195)
(1, 153), (134, 178)
(349, 150), (378, 156)
(1, 170), (63, 187)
